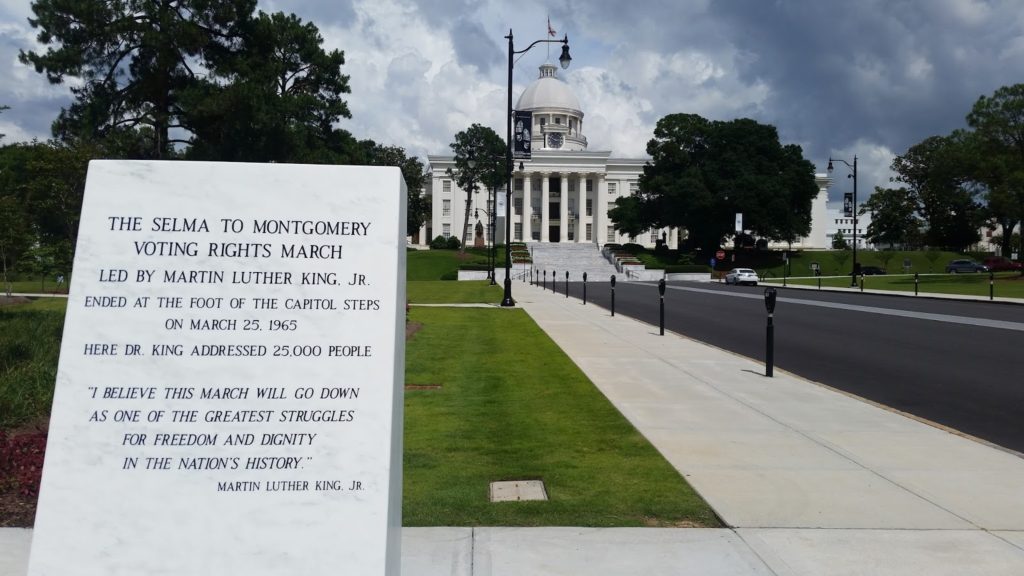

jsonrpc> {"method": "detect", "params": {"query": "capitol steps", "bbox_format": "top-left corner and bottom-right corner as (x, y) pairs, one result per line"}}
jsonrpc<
(527, 243), (619, 283)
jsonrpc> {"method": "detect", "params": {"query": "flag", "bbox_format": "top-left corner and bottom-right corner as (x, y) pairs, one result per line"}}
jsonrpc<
(547, 16), (556, 37)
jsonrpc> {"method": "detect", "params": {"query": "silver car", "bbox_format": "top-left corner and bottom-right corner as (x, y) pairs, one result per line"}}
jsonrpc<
(725, 268), (758, 286)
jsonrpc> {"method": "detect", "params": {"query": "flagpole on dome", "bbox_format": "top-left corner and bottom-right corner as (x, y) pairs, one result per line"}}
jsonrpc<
(546, 16), (556, 60)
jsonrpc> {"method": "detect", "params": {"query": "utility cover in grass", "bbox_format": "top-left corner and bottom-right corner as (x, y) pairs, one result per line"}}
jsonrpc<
(490, 481), (548, 502)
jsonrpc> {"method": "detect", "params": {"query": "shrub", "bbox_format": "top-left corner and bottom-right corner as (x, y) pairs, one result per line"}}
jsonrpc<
(439, 271), (457, 280)
(622, 243), (644, 254)
(429, 235), (448, 249)
(459, 264), (491, 271)
(0, 430), (47, 497)
(445, 236), (461, 250)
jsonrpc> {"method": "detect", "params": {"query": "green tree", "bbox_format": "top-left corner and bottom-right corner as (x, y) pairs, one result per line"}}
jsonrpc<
(0, 194), (32, 293)
(21, 0), (258, 157)
(965, 84), (1024, 257)
(184, 11), (357, 163)
(832, 230), (849, 250)
(890, 133), (982, 250)
(624, 114), (818, 253)
(607, 195), (650, 240)
(860, 187), (922, 248)
(446, 124), (506, 252)
(360, 141), (429, 236)
(0, 141), (95, 271)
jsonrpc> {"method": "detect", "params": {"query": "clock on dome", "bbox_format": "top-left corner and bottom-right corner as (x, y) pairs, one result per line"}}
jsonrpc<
(547, 133), (564, 149)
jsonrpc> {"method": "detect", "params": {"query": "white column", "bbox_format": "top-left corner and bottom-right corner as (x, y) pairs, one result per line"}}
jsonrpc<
(522, 175), (531, 242)
(577, 174), (586, 243)
(541, 174), (550, 242)
(595, 175), (606, 244)
(559, 173), (569, 242)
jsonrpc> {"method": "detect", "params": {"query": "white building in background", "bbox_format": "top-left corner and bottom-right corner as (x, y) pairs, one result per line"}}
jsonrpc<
(412, 61), (832, 250)
(825, 203), (874, 250)
(413, 62), (662, 249)
(763, 175), (832, 250)
(976, 221), (1021, 255)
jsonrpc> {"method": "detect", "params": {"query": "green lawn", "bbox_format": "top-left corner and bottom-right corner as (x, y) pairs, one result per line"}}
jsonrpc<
(407, 248), (503, 280)
(404, 306), (718, 527)
(3, 279), (68, 295)
(765, 272), (1024, 298)
(408, 280), (503, 303)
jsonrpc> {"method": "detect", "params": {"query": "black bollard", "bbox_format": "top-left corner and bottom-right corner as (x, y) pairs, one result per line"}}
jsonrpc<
(553, 270), (557, 294)
(543, 270), (547, 291)
(990, 271), (995, 300)
(764, 287), (777, 378)
(914, 272), (919, 296)
(583, 272), (588, 305)
(565, 270), (569, 298)
(610, 274), (616, 317)
(658, 278), (666, 336)
(818, 275), (822, 290)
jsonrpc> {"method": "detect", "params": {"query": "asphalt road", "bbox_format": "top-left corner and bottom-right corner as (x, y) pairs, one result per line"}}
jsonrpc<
(548, 279), (1024, 454)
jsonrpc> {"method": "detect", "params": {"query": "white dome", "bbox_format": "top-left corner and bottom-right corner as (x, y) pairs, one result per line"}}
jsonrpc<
(516, 63), (581, 112)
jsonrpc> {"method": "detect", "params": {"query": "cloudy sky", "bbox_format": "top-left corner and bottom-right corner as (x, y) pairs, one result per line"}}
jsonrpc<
(2, 0), (1023, 202)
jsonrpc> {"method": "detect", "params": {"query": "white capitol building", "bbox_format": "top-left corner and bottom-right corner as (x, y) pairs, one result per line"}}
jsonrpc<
(412, 61), (832, 251)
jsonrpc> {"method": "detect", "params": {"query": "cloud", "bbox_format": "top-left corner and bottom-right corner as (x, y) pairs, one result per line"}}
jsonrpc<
(1, 0), (1023, 204)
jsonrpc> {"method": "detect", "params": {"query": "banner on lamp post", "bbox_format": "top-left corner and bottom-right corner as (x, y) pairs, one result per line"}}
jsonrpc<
(735, 213), (743, 233)
(844, 193), (854, 217)
(513, 111), (532, 160)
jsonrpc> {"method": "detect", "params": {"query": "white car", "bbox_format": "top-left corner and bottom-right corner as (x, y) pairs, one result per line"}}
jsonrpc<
(725, 268), (758, 286)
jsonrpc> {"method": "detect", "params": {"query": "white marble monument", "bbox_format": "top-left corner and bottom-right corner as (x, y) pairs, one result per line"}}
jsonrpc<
(28, 161), (407, 575)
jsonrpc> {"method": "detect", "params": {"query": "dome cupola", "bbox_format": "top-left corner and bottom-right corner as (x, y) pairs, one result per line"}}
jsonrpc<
(515, 63), (587, 151)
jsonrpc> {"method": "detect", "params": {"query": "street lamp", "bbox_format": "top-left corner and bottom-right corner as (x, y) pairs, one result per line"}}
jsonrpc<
(828, 155), (858, 287)
(502, 29), (571, 306)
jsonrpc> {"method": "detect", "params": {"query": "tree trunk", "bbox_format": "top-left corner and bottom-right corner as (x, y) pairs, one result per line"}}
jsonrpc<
(460, 193), (472, 253)
(1001, 219), (1019, 257)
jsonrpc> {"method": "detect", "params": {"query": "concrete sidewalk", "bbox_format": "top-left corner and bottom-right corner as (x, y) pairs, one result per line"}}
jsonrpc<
(3, 283), (1024, 574)
(511, 282), (1024, 573)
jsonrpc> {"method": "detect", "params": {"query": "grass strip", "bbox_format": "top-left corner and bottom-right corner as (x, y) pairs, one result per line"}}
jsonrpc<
(408, 280), (503, 304)
(407, 248), (499, 280)
(403, 306), (719, 527)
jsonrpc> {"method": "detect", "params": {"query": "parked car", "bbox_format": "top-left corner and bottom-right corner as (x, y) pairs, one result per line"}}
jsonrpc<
(945, 259), (988, 273)
(982, 257), (1023, 272)
(859, 265), (887, 275)
(724, 268), (758, 286)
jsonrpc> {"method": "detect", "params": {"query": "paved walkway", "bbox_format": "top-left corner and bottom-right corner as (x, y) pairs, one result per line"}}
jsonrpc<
(3, 283), (1024, 574)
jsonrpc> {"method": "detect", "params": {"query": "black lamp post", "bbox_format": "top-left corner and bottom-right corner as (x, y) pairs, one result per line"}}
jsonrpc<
(828, 155), (858, 287)
(502, 29), (571, 307)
